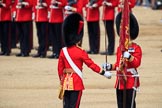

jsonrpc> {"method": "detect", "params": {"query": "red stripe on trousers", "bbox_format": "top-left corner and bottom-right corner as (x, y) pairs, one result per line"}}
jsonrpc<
(75, 91), (82, 108)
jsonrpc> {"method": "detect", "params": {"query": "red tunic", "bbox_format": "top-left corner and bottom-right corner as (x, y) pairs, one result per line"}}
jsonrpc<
(15, 0), (33, 22)
(102, 0), (118, 20)
(0, 0), (12, 21)
(58, 45), (101, 90)
(33, 0), (50, 22)
(49, 0), (66, 23)
(85, 0), (102, 22)
(114, 42), (142, 90)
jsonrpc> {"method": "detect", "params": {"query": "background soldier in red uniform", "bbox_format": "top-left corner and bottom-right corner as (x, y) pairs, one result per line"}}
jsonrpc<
(58, 13), (111, 108)
(104, 12), (142, 108)
(48, 0), (66, 59)
(85, 0), (102, 54)
(0, 0), (12, 56)
(64, 0), (86, 16)
(32, 0), (50, 58)
(100, 0), (118, 55)
(15, 0), (33, 57)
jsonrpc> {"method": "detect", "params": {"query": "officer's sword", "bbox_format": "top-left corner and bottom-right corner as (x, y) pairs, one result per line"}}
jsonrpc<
(103, 0), (108, 66)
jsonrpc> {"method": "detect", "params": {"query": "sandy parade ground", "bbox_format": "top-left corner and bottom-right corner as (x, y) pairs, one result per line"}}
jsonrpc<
(0, 6), (162, 108)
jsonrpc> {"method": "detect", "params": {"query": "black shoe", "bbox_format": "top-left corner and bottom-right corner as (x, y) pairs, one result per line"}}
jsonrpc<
(54, 54), (59, 59)
(48, 54), (59, 59)
(32, 54), (41, 58)
(40, 54), (46, 58)
(22, 53), (29, 57)
(16, 53), (29, 57)
(0, 52), (6, 55)
(16, 53), (22, 57)
(87, 50), (98, 54)
(0, 51), (10, 56)
(5, 52), (10, 56)
(100, 52), (114, 55)
(87, 50), (92, 54)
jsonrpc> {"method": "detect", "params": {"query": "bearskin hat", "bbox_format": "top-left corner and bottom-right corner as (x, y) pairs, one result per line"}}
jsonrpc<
(116, 12), (139, 40)
(62, 13), (84, 47)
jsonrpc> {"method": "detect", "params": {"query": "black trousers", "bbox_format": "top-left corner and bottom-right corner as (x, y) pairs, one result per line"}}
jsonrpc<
(11, 21), (17, 48)
(16, 21), (32, 54)
(49, 23), (62, 55)
(36, 22), (48, 55)
(116, 89), (136, 108)
(87, 21), (100, 53)
(0, 21), (11, 53)
(104, 20), (115, 54)
(63, 90), (82, 108)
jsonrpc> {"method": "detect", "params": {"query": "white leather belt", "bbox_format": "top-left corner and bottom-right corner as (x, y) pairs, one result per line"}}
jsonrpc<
(116, 67), (138, 75)
(127, 68), (137, 75)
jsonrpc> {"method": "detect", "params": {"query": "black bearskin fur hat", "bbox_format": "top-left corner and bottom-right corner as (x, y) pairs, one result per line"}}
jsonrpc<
(62, 13), (84, 47)
(116, 12), (139, 40)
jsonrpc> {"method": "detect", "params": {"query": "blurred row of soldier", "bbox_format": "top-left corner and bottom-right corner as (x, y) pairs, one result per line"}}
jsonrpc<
(0, 0), (136, 58)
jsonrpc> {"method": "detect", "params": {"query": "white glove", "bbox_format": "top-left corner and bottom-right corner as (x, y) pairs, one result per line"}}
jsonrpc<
(102, 63), (112, 70)
(42, 3), (47, 7)
(50, 5), (58, 9)
(0, 3), (6, 7)
(16, 2), (28, 8)
(106, 2), (112, 6)
(118, 4), (123, 8)
(100, 70), (112, 79)
(86, 4), (90, 8)
(102, 1), (112, 6)
(16, 5), (22, 9)
(92, 3), (97, 8)
(102, 1), (106, 5)
(103, 71), (112, 79)
(123, 51), (131, 59)
(65, 5), (72, 11)
(86, 4), (92, 8)
(36, 5), (43, 9)
(21, 2), (29, 6)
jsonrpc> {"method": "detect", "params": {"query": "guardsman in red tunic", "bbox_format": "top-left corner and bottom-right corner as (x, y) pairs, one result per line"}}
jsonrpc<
(85, 0), (102, 54)
(104, 12), (142, 108)
(0, 0), (12, 56)
(118, 0), (136, 12)
(15, 0), (33, 57)
(100, 0), (118, 55)
(48, 0), (66, 59)
(32, 0), (50, 58)
(58, 13), (111, 108)
(64, 0), (86, 17)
